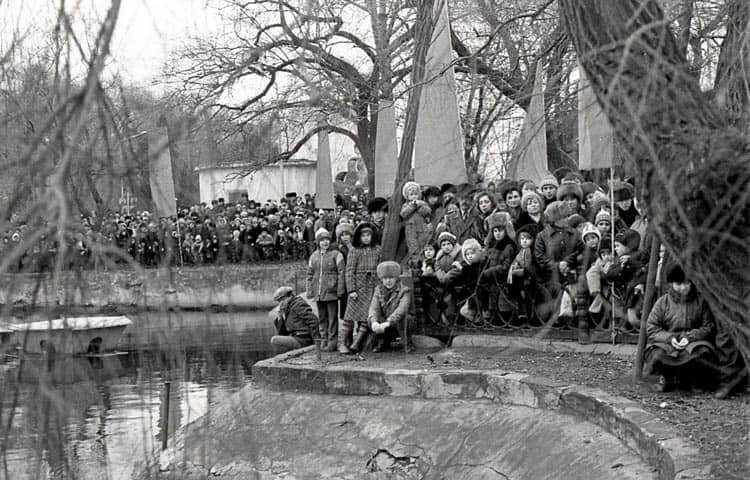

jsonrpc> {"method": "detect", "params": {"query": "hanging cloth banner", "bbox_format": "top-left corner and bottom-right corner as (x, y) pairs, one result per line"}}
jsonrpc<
(509, 64), (550, 183)
(374, 99), (399, 197)
(578, 67), (614, 170)
(315, 128), (335, 209)
(414, 0), (468, 187)
(148, 127), (177, 217)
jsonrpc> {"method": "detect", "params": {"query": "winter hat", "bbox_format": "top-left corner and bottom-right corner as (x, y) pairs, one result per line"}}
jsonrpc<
(516, 224), (540, 242)
(544, 201), (572, 224)
(437, 231), (457, 246)
(568, 214), (586, 230)
(485, 211), (516, 241)
(461, 238), (483, 261)
(402, 181), (422, 200)
(666, 264), (687, 283)
(272, 286), (294, 302)
(423, 185), (442, 199)
(352, 222), (378, 248)
(440, 183), (458, 195)
(611, 181), (634, 202)
(556, 179), (583, 202)
(590, 191), (610, 214)
(598, 236), (612, 253)
(615, 229), (641, 252)
(315, 228), (331, 243)
(377, 260), (401, 279)
(581, 223), (601, 243)
(595, 209), (612, 225)
(367, 197), (389, 214)
(335, 223), (354, 239)
(521, 191), (543, 211)
(539, 174), (559, 189)
(581, 182), (598, 198)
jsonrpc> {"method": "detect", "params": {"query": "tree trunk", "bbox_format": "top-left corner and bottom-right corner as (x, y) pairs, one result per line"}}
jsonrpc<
(714, 0), (750, 131)
(559, 0), (750, 366)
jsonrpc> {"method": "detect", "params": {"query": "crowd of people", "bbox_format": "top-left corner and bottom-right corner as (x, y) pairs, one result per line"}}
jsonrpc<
(269, 172), (746, 399)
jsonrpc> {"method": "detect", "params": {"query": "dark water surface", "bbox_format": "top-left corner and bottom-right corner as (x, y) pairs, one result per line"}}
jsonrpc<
(0, 311), (274, 480)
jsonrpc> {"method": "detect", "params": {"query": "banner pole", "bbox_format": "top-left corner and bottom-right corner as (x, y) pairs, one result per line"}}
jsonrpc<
(610, 167), (617, 345)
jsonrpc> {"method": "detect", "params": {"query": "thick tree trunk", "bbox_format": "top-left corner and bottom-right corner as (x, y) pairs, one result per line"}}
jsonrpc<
(559, 0), (750, 365)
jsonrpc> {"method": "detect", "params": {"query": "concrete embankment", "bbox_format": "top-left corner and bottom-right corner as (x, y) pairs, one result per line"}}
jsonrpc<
(0, 262), (306, 311)
(132, 345), (712, 480)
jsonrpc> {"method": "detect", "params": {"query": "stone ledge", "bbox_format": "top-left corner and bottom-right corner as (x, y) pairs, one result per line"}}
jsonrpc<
(252, 349), (712, 480)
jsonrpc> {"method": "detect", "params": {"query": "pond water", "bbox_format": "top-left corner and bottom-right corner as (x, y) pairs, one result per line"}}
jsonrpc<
(0, 311), (275, 480)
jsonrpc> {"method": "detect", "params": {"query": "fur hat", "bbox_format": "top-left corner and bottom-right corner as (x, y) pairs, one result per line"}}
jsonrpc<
(272, 286), (294, 302)
(437, 231), (457, 246)
(666, 264), (687, 283)
(544, 201), (572, 224)
(611, 180), (634, 202)
(539, 174), (559, 189)
(335, 222), (354, 239)
(377, 260), (401, 279)
(367, 197), (389, 214)
(402, 181), (422, 200)
(423, 185), (442, 199)
(315, 228), (331, 243)
(594, 209), (611, 225)
(352, 222), (378, 248)
(556, 180), (583, 202)
(521, 191), (543, 211)
(590, 191), (610, 213)
(568, 214), (586, 229)
(581, 223), (601, 243)
(516, 223), (540, 242)
(461, 238), (483, 263)
(581, 182), (598, 198)
(615, 229), (641, 252)
(485, 211), (515, 242)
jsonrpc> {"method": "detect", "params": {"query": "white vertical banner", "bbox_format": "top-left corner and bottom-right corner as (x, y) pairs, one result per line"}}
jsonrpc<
(315, 128), (335, 209)
(578, 67), (614, 170)
(374, 99), (399, 197)
(413, 0), (468, 187)
(509, 65), (550, 183)
(148, 128), (177, 217)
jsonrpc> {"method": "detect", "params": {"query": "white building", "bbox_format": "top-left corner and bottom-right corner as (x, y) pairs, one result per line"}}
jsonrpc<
(196, 159), (317, 203)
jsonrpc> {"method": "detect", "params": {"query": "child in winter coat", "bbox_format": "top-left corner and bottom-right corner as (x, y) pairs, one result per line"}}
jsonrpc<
(350, 261), (414, 353)
(400, 181), (433, 265)
(575, 223), (601, 343)
(341, 223), (381, 353)
(509, 224), (543, 321)
(306, 228), (346, 352)
(434, 231), (461, 284)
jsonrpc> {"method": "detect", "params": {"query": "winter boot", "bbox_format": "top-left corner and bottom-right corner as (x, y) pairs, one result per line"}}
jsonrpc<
(350, 330), (368, 353)
(338, 319), (353, 354)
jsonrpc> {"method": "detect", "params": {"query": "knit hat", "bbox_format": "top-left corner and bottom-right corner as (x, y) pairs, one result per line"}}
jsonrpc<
(461, 238), (483, 262)
(556, 180), (583, 202)
(367, 197), (389, 214)
(521, 191), (543, 211)
(539, 174), (559, 189)
(544, 201), (572, 224)
(611, 180), (634, 202)
(666, 264), (687, 283)
(272, 286), (294, 302)
(402, 181), (421, 200)
(377, 260), (401, 279)
(581, 223), (601, 243)
(335, 223), (354, 239)
(594, 209), (611, 225)
(315, 228), (331, 243)
(615, 229), (641, 252)
(437, 231), (457, 246)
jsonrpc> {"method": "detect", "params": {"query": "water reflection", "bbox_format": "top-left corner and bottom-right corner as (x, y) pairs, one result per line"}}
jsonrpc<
(0, 310), (273, 480)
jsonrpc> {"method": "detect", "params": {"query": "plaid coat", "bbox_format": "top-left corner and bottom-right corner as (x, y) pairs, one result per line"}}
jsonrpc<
(344, 245), (382, 323)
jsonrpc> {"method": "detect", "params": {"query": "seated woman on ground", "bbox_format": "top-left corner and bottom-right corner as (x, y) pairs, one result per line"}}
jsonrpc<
(644, 265), (721, 394)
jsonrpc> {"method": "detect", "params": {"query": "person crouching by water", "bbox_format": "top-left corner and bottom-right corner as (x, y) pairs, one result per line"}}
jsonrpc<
(644, 265), (724, 394)
(350, 261), (415, 354)
(270, 286), (320, 353)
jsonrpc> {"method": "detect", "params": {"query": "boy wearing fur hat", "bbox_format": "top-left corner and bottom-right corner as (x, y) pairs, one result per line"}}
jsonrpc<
(400, 181), (433, 264)
(306, 228), (346, 351)
(350, 261), (414, 353)
(342, 223), (382, 353)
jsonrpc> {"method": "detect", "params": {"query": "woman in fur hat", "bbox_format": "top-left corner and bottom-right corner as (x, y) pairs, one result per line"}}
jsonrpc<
(306, 228), (346, 352)
(400, 181), (433, 264)
(477, 212), (518, 321)
(341, 223), (382, 353)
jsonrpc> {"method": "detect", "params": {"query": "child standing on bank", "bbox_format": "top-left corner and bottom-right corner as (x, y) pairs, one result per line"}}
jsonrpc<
(306, 228), (345, 352)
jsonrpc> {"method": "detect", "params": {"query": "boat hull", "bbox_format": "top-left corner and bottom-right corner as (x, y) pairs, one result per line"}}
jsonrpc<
(15, 325), (128, 355)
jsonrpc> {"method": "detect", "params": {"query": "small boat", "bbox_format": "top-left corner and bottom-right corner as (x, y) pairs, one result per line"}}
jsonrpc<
(11, 316), (132, 355)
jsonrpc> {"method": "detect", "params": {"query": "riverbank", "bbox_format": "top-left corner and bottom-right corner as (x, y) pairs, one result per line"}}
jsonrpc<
(131, 335), (743, 480)
(0, 262), (306, 312)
